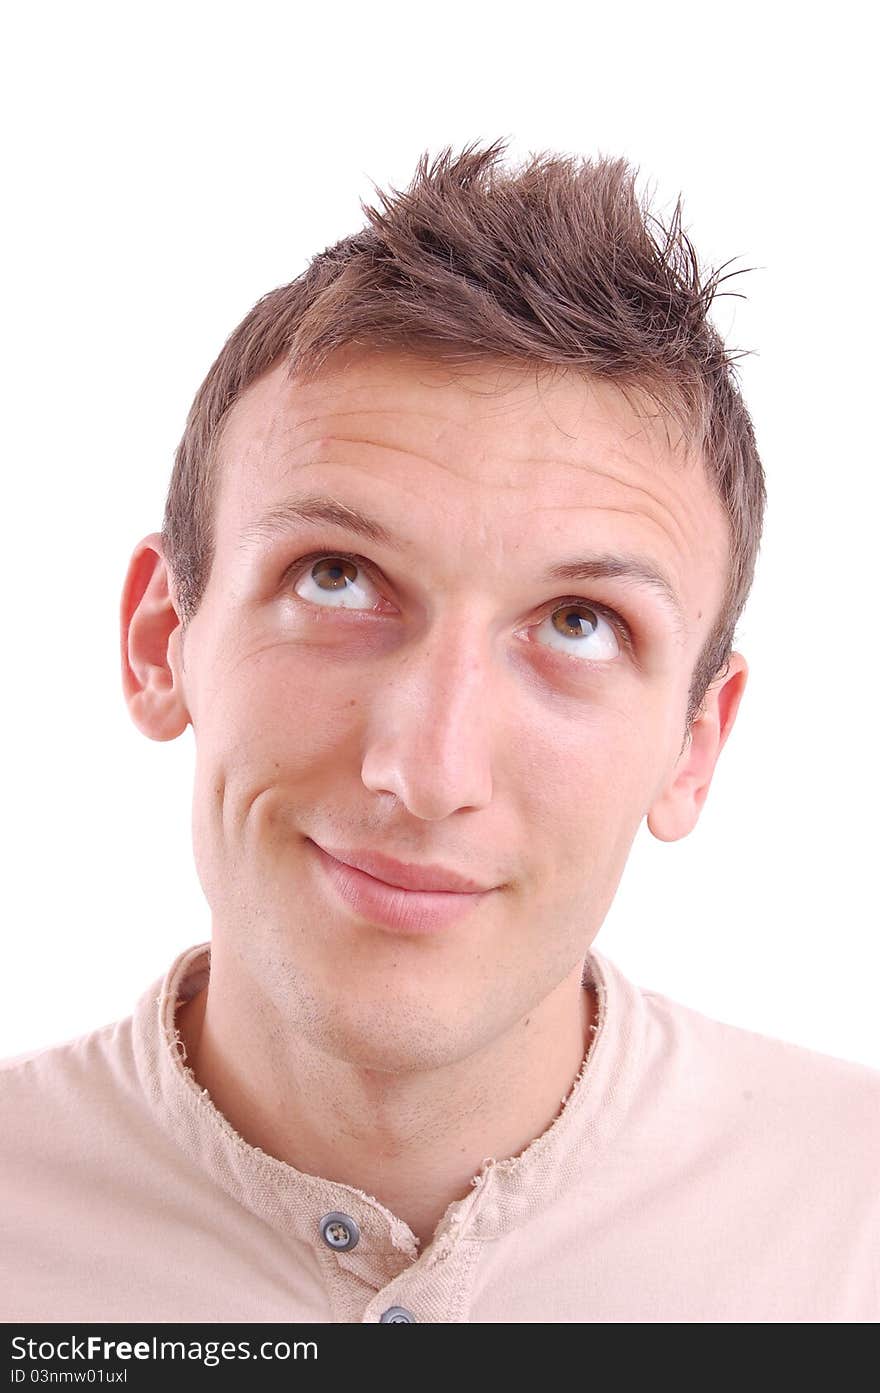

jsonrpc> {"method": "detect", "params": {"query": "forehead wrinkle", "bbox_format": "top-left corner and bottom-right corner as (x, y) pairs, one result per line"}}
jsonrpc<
(270, 430), (639, 501)
(281, 406), (458, 432)
(279, 413), (554, 464)
(546, 450), (686, 498)
(284, 434), (456, 477)
(277, 426), (541, 495)
(276, 391), (618, 455)
(268, 409), (487, 474)
(275, 398), (536, 445)
(262, 370), (662, 474)
(531, 463), (696, 563)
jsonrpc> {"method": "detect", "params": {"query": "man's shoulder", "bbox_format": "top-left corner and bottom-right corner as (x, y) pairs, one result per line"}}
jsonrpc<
(641, 979), (880, 1081)
(1, 1014), (132, 1072)
(1, 1019), (120, 1069)
(636, 979), (880, 1155)
(0, 1015), (139, 1142)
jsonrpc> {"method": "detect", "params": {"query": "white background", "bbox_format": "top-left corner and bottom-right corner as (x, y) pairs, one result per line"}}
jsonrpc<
(2, 1), (877, 1065)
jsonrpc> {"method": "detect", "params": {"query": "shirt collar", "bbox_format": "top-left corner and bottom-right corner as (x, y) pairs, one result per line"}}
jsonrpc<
(132, 939), (645, 1282)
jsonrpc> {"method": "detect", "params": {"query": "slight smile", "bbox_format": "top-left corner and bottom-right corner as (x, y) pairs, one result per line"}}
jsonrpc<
(307, 840), (495, 936)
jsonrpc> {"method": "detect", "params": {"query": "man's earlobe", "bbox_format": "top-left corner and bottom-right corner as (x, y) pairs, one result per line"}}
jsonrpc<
(120, 532), (191, 742)
(647, 652), (749, 843)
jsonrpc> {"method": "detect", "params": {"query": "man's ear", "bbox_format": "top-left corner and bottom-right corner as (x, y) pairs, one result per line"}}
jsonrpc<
(647, 651), (748, 843)
(120, 532), (191, 742)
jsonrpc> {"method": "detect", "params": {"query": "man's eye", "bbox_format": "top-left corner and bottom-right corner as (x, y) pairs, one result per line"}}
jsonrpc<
(292, 554), (382, 611)
(290, 553), (625, 664)
(534, 604), (620, 663)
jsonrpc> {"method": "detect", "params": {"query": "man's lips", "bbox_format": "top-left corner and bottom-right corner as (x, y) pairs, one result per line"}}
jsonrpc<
(309, 840), (493, 935)
(308, 841), (494, 894)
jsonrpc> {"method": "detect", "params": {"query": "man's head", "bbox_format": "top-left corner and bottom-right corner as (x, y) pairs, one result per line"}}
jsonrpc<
(121, 141), (764, 1073)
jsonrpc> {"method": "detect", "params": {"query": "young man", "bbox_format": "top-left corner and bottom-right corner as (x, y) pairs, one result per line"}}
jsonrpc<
(3, 141), (877, 1323)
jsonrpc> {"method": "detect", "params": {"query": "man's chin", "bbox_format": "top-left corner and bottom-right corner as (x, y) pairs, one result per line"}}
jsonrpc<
(288, 980), (496, 1077)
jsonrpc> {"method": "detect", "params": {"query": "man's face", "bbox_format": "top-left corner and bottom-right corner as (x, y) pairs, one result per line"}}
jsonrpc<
(162, 347), (730, 1072)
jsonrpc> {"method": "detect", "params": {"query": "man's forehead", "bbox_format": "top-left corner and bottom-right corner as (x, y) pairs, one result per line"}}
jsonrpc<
(214, 354), (719, 594)
(207, 351), (730, 658)
(220, 348), (695, 477)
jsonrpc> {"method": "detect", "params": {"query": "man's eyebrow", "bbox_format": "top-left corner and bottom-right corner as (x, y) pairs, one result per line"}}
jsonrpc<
(238, 493), (688, 640)
(239, 494), (398, 553)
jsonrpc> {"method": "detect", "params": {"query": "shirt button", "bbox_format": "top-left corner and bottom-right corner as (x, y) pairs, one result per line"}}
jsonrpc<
(319, 1211), (360, 1252)
(379, 1306), (416, 1323)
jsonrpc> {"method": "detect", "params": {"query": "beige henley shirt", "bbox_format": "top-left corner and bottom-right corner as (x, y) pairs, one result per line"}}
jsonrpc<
(2, 940), (878, 1322)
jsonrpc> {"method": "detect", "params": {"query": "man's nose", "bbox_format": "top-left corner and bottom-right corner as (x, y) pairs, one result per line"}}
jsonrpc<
(360, 616), (496, 821)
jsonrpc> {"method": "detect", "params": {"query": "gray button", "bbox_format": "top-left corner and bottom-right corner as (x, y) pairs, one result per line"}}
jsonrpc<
(380, 1306), (416, 1323)
(319, 1211), (360, 1251)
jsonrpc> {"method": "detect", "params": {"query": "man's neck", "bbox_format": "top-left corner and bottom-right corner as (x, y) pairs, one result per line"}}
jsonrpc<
(176, 960), (597, 1251)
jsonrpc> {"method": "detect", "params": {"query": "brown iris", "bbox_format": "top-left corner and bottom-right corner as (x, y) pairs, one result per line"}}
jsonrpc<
(551, 605), (599, 639)
(312, 558), (358, 590)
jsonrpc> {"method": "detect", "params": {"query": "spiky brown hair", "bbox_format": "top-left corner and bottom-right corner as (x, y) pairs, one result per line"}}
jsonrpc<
(162, 138), (765, 734)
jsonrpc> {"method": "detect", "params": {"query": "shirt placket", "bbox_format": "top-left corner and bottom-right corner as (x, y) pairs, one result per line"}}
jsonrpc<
(311, 1188), (487, 1322)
